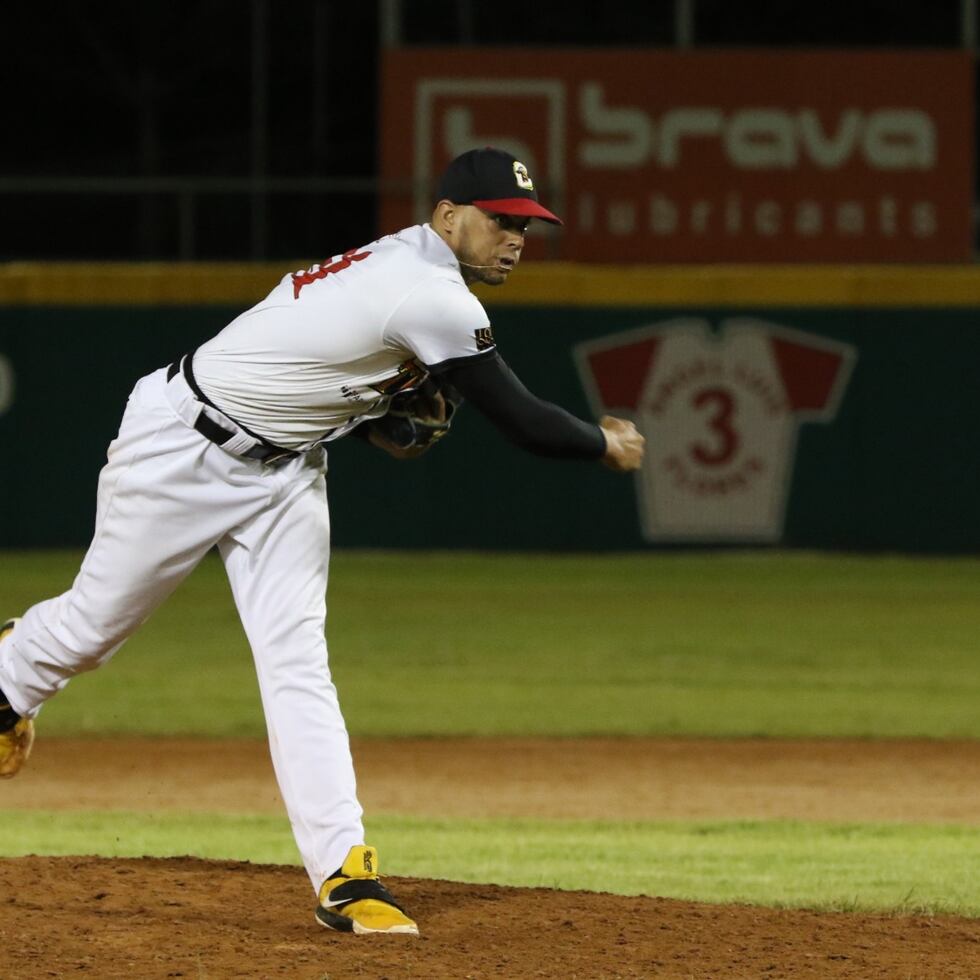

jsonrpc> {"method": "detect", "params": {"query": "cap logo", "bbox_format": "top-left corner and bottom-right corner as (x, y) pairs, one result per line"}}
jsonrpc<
(513, 161), (534, 191)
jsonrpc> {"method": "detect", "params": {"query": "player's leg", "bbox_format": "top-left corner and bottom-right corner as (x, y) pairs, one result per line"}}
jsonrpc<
(0, 371), (224, 776)
(218, 455), (364, 883)
(218, 454), (417, 934)
(0, 369), (265, 719)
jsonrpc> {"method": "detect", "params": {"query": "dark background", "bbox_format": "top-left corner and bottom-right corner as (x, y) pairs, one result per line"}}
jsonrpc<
(1, 1), (973, 262)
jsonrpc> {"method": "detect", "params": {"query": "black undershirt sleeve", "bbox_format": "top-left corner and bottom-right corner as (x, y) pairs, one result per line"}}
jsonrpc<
(433, 351), (607, 460)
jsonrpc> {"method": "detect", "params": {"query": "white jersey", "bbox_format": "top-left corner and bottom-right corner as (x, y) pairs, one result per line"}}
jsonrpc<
(193, 223), (494, 450)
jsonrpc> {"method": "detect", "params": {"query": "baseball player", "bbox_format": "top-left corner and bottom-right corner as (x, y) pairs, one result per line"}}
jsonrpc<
(0, 147), (645, 935)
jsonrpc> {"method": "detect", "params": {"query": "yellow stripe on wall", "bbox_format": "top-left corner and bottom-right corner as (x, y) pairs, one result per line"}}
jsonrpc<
(473, 263), (980, 307)
(0, 263), (291, 306)
(2, 261), (980, 307)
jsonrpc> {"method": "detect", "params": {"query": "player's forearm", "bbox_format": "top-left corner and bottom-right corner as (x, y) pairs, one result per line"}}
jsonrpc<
(438, 353), (606, 459)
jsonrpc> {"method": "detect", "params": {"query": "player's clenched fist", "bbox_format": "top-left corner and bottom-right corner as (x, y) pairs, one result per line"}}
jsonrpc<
(599, 416), (645, 472)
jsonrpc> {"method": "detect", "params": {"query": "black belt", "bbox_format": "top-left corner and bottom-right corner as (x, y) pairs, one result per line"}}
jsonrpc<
(166, 356), (299, 465)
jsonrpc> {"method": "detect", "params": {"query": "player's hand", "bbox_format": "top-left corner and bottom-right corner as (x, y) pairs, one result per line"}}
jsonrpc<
(599, 416), (645, 472)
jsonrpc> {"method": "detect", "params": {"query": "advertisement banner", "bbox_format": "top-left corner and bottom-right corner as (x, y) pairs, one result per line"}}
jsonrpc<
(380, 49), (973, 262)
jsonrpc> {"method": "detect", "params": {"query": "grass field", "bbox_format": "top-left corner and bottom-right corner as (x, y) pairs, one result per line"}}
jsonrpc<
(1, 812), (976, 916)
(5, 548), (980, 738)
(2, 548), (979, 915)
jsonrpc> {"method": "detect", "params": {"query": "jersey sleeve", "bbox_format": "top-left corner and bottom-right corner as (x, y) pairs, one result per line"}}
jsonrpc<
(383, 276), (497, 371)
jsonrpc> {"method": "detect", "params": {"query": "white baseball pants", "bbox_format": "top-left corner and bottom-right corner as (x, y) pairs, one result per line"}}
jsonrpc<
(0, 367), (364, 891)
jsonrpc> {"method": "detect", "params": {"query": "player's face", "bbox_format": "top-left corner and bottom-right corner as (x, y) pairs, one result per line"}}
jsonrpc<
(455, 207), (529, 286)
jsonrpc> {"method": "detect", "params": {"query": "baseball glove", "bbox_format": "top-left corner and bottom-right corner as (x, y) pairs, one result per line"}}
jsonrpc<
(362, 377), (462, 458)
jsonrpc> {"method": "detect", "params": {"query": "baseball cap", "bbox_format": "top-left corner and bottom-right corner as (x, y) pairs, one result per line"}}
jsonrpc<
(437, 147), (563, 226)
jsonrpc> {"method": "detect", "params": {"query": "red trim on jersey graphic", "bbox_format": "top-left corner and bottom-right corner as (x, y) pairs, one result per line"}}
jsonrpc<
(584, 338), (660, 411)
(769, 337), (846, 412)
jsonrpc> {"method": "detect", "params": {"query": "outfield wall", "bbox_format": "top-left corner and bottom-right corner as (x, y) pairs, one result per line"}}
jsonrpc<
(1, 263), (978, 552)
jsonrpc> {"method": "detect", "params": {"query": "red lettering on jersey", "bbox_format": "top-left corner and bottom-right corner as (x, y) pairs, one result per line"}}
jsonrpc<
(292, 248), (372, 299)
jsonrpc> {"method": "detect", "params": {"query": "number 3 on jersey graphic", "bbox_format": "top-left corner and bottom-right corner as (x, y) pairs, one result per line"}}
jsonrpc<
(691, 387), (740, 467)
(575, 319), (856, 543)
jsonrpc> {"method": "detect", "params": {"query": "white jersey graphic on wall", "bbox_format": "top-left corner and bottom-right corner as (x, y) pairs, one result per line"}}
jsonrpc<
(576, 319), (857, 542)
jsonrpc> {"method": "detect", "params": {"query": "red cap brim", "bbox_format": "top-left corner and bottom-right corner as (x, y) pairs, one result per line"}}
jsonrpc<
(471, 197), (563, 226)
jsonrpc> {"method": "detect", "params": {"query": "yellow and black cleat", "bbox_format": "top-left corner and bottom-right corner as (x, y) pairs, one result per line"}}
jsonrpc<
(0, 718), (34, 778)
(315, 845), (419, 936)
(0, 618), (34, 778)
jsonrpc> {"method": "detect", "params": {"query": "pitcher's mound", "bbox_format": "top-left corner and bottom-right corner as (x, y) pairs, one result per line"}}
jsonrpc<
(1, 855), (977, 979)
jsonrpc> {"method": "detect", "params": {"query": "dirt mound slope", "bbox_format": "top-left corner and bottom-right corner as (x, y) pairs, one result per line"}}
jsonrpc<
(4, 736), (980, 976)
(1, 855), (978, 979)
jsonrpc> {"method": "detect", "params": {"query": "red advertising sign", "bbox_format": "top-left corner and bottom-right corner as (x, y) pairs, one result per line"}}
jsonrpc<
(380, 50), (973, 262)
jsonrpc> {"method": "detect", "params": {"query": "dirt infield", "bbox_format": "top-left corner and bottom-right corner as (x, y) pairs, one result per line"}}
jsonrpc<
(3, 736), (980, 978)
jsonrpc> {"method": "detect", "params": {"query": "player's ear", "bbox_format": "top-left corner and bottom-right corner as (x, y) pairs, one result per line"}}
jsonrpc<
(432, 200), (458, 237)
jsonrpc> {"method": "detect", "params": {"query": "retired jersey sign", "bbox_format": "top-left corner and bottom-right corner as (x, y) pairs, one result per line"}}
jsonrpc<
(381, 50), (972, 262)
(576, 321), (856, 542)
